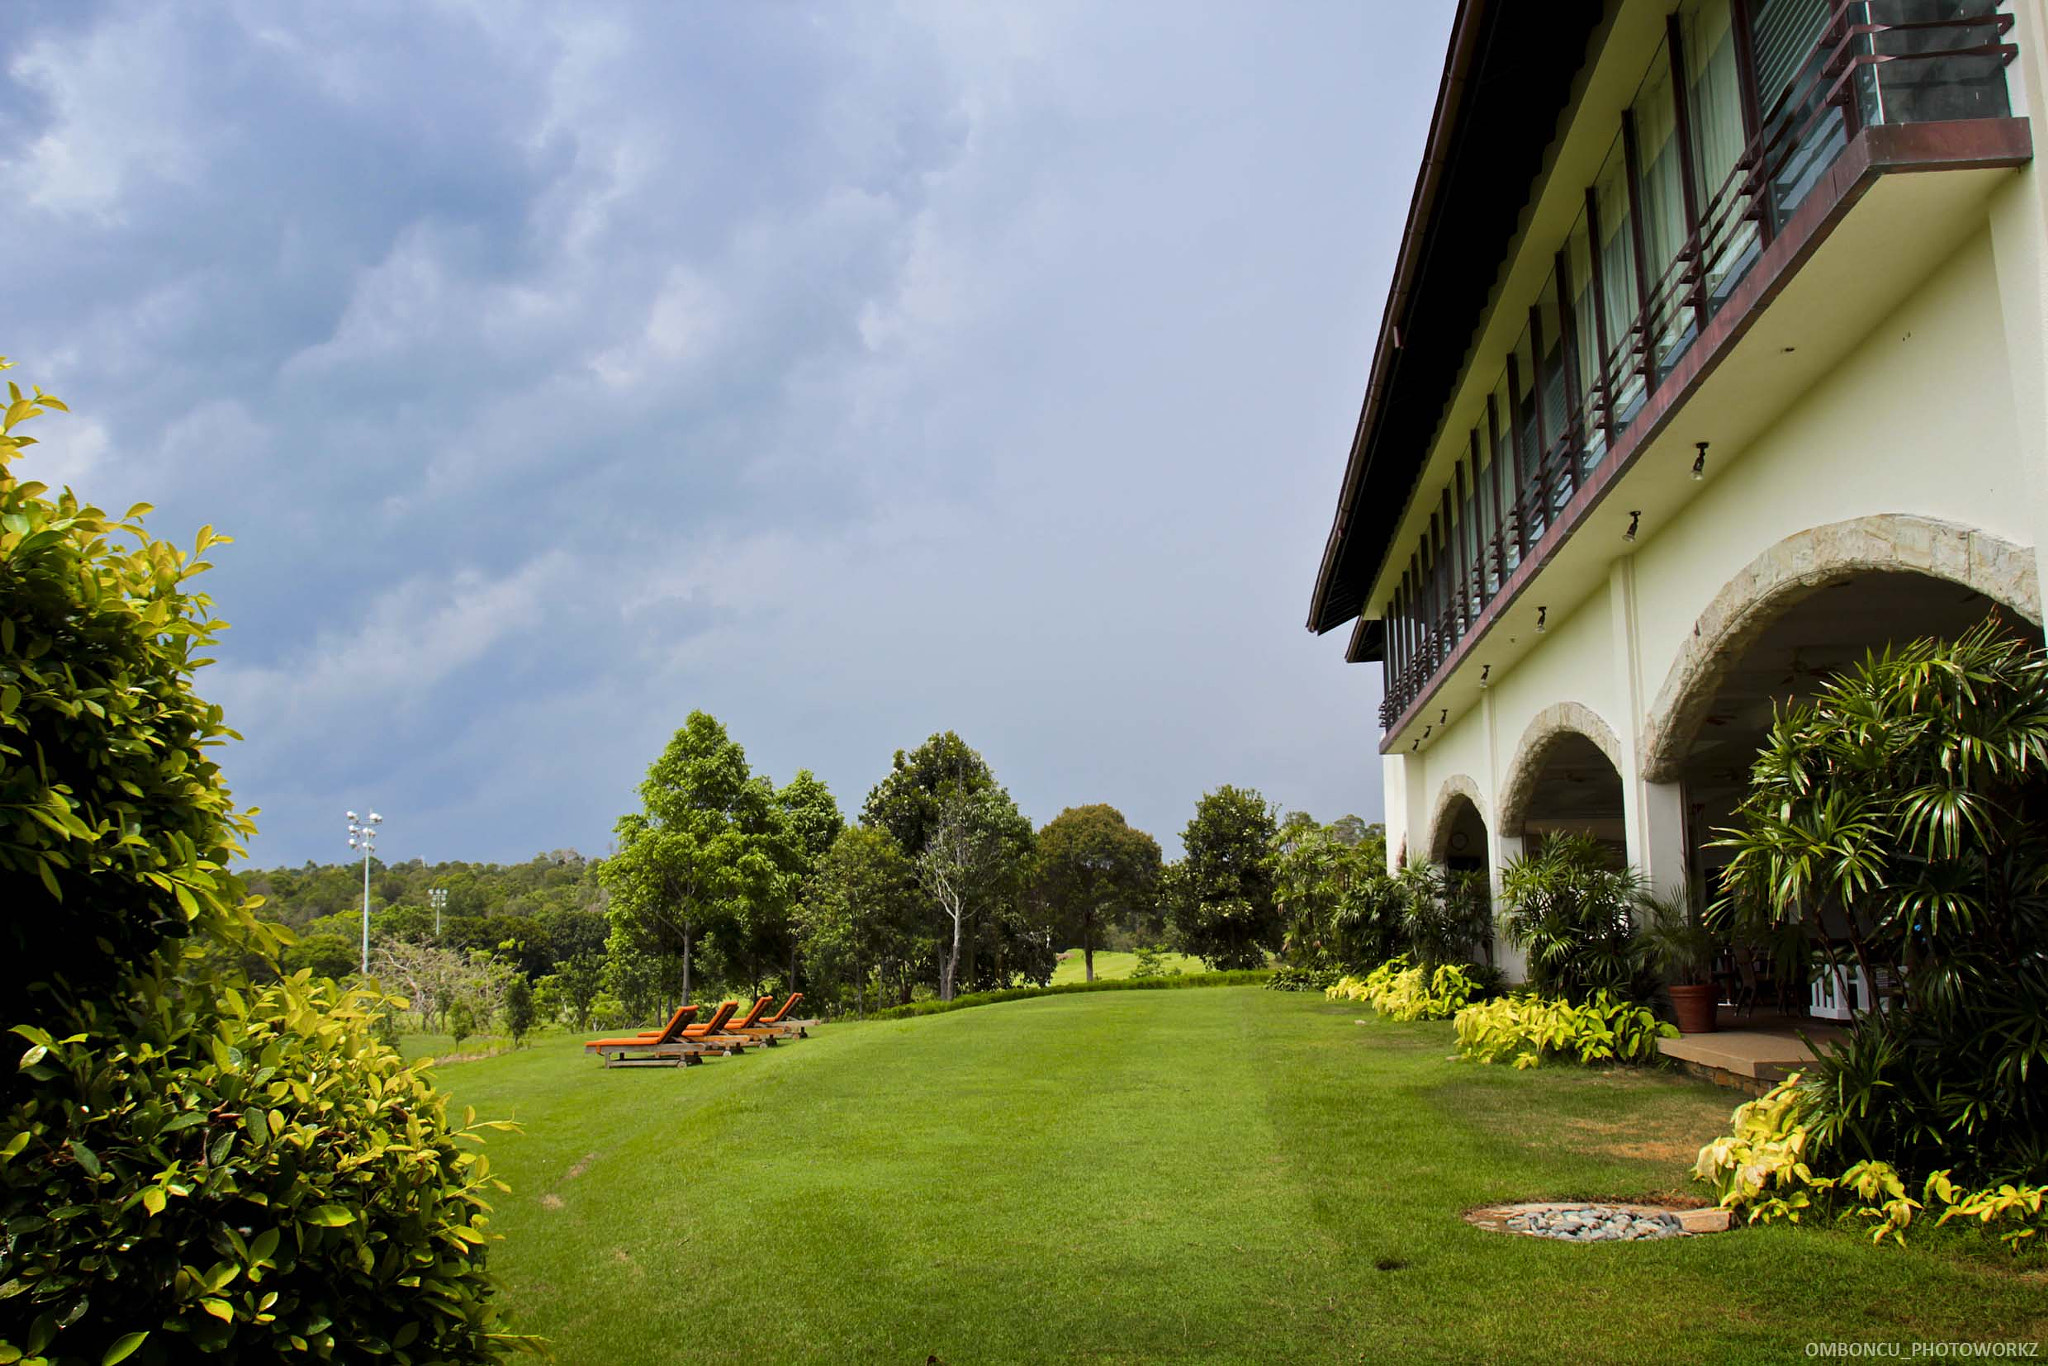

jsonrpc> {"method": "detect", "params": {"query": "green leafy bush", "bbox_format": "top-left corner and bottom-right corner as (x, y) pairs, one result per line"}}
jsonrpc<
(1264, 966), (1338, 992)
(1693, 1076), (2048, 1251)
(2, 973), (525, 1358)
(1129, 943), (1184, 980)
(0, 364), (529, 1360)
(1326, 957), (1478, 1021)
(1451, 990), (1674, 1068)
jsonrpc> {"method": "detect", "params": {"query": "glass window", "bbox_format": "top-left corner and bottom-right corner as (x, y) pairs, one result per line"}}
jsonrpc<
(1488, 375), (1520, 574)
(1511, 326), (1547, 544)
(1633, 43), (1696, 380)
(1564, 213), (1606, 475)
(1685, 0), (1761, 313)
(1591, 137), (1644, 428)
(1751, 0), (1844, 225)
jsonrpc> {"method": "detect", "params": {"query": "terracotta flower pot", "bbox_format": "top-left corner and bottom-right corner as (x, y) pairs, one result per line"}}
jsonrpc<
(1669, 983), (1718, 1034)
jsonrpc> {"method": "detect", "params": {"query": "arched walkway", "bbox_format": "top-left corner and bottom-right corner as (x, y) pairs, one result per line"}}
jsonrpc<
(1496, 702), (1625, 839)
(1425, 775), (1488, 864)
(1640, 514), (2040, 782)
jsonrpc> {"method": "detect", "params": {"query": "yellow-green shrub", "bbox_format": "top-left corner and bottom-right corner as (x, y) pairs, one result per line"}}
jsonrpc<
(2, 972), (531, 1359)
(1693, 1077), (2047, 1250)
(1326, 957), (1476, 1022)
(1453, 990), (1673, 1068)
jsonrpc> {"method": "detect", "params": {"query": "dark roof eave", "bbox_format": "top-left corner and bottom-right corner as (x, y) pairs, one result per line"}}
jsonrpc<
(1306, 0), (1608, 641)
(1306, 0), (1490, 638)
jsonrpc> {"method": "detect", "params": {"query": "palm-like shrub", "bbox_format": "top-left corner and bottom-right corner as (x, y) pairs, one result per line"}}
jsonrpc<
(1714, 622), (2048, 1181)
(1498, 832), (1650, 1002)
(1393, 861), (1491, 969)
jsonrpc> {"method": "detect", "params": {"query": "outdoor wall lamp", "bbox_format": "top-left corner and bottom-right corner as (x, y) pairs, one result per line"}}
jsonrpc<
(1536, 606), (1547, 633)
(1625, 510), (1642, 542)
(1693, 441), (1709, 480)
(1478, 664), (1491, 689)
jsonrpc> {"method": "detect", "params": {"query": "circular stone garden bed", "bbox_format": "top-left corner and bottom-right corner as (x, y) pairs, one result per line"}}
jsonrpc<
(1464, 1201), (1732, 1242)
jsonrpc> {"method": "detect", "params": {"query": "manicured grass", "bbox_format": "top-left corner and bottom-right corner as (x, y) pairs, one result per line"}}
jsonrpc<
(436, 988), (2044, 1364)
(1050, 948), (1209, 983)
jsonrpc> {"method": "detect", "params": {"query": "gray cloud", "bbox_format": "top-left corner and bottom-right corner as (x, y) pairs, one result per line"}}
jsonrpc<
(0, 0), (1441, 863)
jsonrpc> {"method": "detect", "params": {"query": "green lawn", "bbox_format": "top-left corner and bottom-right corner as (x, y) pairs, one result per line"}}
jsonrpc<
(436, 988), (2043, 1364)
(1049, 947), (1210, 983)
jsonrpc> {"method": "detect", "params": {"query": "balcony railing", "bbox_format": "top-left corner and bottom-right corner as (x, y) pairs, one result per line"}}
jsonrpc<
(1378, 0), (2018, 733)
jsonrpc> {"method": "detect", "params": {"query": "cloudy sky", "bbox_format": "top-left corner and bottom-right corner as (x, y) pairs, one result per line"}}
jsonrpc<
(1, 1), (1438, 866)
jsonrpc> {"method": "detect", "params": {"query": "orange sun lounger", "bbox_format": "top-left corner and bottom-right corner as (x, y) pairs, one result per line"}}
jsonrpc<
(730, 992), (814, 1039)
(586, 1001), (740, 1067)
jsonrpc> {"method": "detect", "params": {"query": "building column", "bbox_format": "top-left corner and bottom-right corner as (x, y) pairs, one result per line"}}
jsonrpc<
(1987, 0), (2048, 606)
(1489, 829), (1528, 982)
(1626, 778), (1689, 900)
(1610, 553), (1689, 899)
(1380, 752), (1409, 875)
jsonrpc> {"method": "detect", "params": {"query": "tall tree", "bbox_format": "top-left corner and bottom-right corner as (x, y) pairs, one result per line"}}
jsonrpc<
(1166, 786), (1281, 970)
(864, 732), (1039, 997)
(917, 785), (1035, 1000)
(1034, 805), (1162, 981)
(598, 711), (785, 1011)
(773, 769), (845, 988)
(796, 826), (922, 1017)
(1271, 813), (1392, 969)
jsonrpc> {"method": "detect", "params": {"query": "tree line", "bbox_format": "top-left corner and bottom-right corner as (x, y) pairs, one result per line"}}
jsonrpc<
(246, 710), (1391, 1028)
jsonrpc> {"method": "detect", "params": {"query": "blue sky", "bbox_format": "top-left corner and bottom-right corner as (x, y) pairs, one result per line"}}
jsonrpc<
(1, 1), (1439, 866)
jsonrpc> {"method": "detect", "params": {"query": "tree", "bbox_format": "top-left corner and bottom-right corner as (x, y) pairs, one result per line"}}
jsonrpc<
(1034, 805), (1161, 981)
(796, 827), (922, 1017)
(446, 1000), (476, 1052)
(917, 785), (1035, 1000)
(599, 712), (788, 1009)
(554, 950), (606, 1029)
(863, 731), (996, 855)
(864, 732), (1041, 997)
(1166, 786), (1281, 970)
(503, 976), (535, 1047)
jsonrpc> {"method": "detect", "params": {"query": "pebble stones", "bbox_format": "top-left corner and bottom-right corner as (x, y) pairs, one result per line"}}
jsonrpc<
(1501, 1204), (1684, 1242)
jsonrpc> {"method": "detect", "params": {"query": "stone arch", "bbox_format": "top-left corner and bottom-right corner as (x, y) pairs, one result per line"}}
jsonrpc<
(1640, 514), (2040, 782)
(1496, 702), (1626, 838)
(1425, 775), (1488, 861)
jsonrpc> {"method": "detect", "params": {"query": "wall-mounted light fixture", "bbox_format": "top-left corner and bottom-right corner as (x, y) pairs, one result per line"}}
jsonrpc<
(1536, 605), (1548, 633)
(1625, 510), (1642, 542)
(1411, 738), (1419, 752)
(1478, 664), (1491, 689)
(1693, 441), (1709, 481)
(1439, 709), (1448, 726)
(1422, 725), (1432, 740)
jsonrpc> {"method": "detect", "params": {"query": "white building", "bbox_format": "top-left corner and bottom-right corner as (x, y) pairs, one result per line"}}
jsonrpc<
(1308, 0), (2045, 977)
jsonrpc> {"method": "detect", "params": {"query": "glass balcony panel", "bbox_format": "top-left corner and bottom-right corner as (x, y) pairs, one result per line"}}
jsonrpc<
(1855, 1), (2013, 126)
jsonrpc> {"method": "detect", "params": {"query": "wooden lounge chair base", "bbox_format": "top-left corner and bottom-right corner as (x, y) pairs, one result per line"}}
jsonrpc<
(597, 1044), (715, 1068)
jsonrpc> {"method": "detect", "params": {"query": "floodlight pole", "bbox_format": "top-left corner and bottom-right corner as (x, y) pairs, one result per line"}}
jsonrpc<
(430, 887), (447, 938)
(346, 810), (385, 975)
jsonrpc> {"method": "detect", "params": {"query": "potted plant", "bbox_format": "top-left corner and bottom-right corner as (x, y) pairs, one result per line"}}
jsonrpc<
(1639, 886), (1719, 1034)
